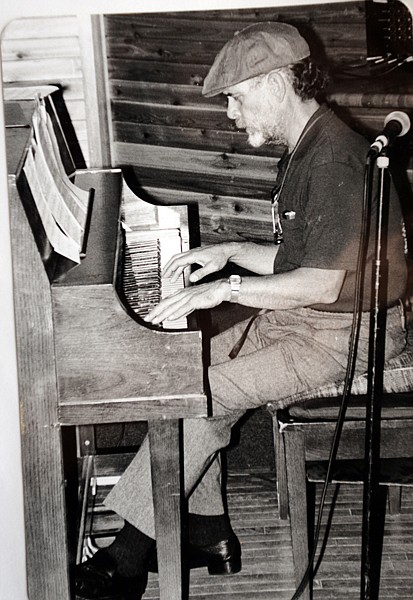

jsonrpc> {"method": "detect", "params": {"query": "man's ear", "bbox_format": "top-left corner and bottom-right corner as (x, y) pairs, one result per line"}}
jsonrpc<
(266, 70), (286, 101)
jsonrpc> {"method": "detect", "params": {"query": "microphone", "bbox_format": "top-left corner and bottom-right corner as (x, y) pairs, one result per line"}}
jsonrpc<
(368, 111), (411, 157)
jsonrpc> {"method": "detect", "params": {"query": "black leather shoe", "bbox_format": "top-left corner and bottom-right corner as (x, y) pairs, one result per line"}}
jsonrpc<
(190, 533), (242, 575)
(75, 550), (148, 600)
(147, 532), (241, 575)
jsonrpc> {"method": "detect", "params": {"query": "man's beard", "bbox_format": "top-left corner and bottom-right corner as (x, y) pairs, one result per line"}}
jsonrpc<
(246, 120), (286, 148)
(247, 129), (266, 147)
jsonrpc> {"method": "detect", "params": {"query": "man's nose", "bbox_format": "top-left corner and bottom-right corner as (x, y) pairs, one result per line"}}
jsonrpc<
(227, 97), (239, 120)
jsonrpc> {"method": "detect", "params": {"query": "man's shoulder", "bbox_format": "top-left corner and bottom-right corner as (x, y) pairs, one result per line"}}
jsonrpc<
(307, 111), (370, 169)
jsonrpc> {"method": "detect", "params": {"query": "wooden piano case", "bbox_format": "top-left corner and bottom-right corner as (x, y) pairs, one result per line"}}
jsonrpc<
(7, 92), (208, 600)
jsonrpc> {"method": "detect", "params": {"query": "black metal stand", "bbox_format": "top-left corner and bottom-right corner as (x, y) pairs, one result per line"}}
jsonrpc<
(360, 152), (390, 600)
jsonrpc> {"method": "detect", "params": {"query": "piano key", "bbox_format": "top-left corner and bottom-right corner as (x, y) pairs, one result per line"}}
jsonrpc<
(122, 227), (188, 329)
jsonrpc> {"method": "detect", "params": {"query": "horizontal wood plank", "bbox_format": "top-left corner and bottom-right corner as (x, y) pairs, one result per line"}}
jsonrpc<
(2, 15), (79, 39)
(110, 80), (217, 106)
(58, 396), (208, 424)
(107, 57), (210, 86)
(3, 57), (82, 82)
(112, 102), (412, 146)
(121, 165), (275, 204)
(115, 142), (278, 199)
(110, 77), (413, 111)
(115, 142), (278, 181)
(105, 28), (366, 64)
(113, 121), (279, 156)
(129, 184), (270, 219)
(111, 100), (231, 131)
(1, 37), (80, 61)
(106, 38), (224, 65)
(104, 4), (365, 37)
(107, 52), (369, 87)
(106, 4), (365, 27)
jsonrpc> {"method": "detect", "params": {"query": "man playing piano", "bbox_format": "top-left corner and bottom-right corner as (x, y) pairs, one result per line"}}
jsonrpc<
(76, 22), (407, 599)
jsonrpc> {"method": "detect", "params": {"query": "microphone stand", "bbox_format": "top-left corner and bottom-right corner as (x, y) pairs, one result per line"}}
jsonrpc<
(360, 151), (390, 600)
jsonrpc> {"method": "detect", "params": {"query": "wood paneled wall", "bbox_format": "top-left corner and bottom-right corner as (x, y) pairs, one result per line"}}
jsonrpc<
(2, 5), (412, 247)
(1, 15), (94, 165)
(105, 2), (359, 245)
(104, 2), (413, 247)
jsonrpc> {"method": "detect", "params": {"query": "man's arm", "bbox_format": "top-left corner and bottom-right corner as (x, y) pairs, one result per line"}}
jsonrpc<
(231, 267), (346, 309)
(144, 266), (346, 325)
(163, 241), (280, 283)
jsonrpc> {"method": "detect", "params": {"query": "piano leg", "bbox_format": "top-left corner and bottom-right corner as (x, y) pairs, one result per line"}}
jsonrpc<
(148, 419), (183, 600)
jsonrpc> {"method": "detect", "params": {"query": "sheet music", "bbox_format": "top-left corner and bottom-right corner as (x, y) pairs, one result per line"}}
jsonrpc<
(41, 102), (90, 208)
(31, 137), (83, 246)
(23, 148), (81, 264)
(19, 97), (99, 265)
(34, 102), (89, 218)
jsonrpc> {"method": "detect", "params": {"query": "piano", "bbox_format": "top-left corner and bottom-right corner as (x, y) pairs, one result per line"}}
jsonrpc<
(6, 91), (208, 600)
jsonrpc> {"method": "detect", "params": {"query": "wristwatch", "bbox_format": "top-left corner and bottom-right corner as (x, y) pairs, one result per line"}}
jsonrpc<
(228, 274), (242, 303)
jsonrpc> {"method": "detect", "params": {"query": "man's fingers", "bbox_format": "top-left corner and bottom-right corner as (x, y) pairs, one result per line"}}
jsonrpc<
(144, 291), (192, 325)
(189, 264), (216, 283)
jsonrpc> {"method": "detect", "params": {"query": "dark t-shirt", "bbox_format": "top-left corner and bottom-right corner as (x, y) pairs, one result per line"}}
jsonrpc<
(272, 104), (407, 311)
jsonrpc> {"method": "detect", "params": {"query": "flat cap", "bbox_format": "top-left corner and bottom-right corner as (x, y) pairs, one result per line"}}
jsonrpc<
(202, 22), (310, 97)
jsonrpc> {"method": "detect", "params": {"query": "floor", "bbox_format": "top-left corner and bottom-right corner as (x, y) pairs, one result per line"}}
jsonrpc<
(89, 467), (413, 600)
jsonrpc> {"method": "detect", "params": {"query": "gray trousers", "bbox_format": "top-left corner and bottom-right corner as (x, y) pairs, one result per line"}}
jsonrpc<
(104, 305), (406, 538)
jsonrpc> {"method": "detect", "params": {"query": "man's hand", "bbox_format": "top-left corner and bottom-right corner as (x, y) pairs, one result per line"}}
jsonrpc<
(163, 244), (234, 284)
(144, 279), (229, 325)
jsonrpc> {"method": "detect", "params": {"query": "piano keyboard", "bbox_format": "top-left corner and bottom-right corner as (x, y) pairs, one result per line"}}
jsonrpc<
(123, 228), (188, 329)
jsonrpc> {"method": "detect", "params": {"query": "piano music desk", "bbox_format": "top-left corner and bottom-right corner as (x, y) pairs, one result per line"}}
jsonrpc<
(7, 99), (208, 600)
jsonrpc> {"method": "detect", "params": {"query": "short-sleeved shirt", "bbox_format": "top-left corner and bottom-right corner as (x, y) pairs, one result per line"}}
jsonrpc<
(272, 104), (407, 312)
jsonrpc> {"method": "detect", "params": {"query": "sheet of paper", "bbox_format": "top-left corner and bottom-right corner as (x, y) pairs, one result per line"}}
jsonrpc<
(33, 107), (88, 223)
(32, 137), (83, 247)
(39, 102), (90, 210)
(23, 148), (80, 264)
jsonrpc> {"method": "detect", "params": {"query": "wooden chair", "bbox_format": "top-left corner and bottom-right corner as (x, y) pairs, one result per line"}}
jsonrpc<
(267, 315), (413, 599)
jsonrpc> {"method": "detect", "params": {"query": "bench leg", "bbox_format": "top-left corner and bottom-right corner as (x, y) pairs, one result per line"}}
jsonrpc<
(271, 413), (289, 520)
(283, 427), (312, 600)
